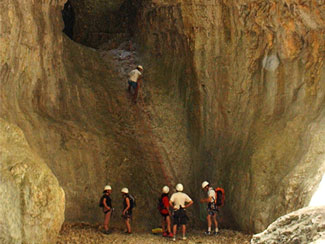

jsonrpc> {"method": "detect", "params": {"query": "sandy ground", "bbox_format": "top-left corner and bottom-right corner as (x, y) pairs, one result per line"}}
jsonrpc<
(57, 223), (252, 244)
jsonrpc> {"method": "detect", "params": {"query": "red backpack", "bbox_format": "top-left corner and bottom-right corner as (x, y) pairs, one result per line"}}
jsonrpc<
(158, 195), (169, 215)
(214, 188), (225, 207)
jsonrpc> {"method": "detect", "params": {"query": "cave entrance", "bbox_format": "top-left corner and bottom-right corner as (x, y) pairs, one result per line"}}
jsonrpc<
(309, 174), (325, 206)
(64, 0), (142, 48)
(62, 0), (75, 40)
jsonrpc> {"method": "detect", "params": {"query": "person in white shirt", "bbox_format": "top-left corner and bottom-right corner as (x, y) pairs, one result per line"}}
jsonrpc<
(169, 183), (193, 241)
(127, 65), (143, 103)
(200, 181), (219, 235)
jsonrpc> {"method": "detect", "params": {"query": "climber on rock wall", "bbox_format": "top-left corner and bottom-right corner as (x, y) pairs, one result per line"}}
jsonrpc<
(127, 65), (143, 104)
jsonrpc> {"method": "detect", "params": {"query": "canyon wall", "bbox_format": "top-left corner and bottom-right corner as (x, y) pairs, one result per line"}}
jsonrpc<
(0, 0), (324, 238)
(0, 0), (170, 233)
(136, 0), (325, 232)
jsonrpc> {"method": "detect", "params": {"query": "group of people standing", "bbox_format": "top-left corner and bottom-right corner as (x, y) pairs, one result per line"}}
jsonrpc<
(100, 186), (134, 235)
(99, 181), (222, 241)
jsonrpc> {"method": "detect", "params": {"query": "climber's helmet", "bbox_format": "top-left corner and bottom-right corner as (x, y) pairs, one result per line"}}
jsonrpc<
(162, 186), (169, 194)
(104, 185), (112, 191)
(201, 181), (209, 189)
(176, 183), (183, 192)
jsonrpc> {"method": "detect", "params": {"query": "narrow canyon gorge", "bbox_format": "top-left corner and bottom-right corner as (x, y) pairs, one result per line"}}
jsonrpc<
(0, 0), (324, 243)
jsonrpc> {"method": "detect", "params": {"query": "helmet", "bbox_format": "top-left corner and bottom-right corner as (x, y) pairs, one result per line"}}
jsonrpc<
(176, 183), (183, 192)
(162, 186), (169, 194)
(104, 185), (112, 191)
(137, 65), (143, 70)
(121, 187), (129, 194)
(201, 181), (209, 189)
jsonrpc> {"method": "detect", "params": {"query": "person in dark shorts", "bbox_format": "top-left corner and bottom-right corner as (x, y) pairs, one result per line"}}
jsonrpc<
(169, 183), (193, 241)
(102, 185), (113, 234)
(159, 186), (173, 238)
(121, 187), (133, 234)
(200, 181), (219, 235)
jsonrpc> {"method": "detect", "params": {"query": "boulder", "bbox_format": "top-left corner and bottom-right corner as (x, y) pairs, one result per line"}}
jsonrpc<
(251, 206), (325, 244)
(0, 119), (65, 244)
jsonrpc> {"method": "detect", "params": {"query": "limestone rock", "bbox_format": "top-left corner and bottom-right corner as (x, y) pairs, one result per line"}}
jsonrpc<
(0, 0), (176, 231)
(137, 0), (325, 232)
(1, 0), (325, 236)
(0, 119), (65, 244)
(251, 206), (325, 244)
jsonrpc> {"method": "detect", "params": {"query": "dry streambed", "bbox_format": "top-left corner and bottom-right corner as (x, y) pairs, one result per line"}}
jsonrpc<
(57, 223), (252, 244)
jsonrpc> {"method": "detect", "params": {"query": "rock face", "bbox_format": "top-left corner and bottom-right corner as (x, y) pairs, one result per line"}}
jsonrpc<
(0, 119), (65, 244)
(0, 0), (324, 239)
(0, 0), (174, 232)
(251, 206), (325, 244)
(135, 0), (325, 232)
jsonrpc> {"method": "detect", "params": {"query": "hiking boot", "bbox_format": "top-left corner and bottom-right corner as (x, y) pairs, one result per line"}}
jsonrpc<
(102, 230), (110, 235)
(204, 231), (211, 235)
(168, 232), (174, 238)
(213, 231), (219, 236)
(162, 232), (168, 237)
(182, 236), (187, 240)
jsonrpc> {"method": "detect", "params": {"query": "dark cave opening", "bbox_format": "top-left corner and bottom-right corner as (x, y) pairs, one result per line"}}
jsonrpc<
(62, 0), (143, 48)
(62, 0), (75, 40)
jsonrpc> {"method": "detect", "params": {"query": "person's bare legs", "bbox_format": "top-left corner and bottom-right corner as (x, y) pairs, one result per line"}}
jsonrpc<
(104, 211), (111, 231)
(166, 216), (171, 234)
(212, 213), (218, 232)
(125, 218), (131, 233)
(173, 224), (177, 236)
(207, 214), (212, 229)
(162, 217), (166, 233)
(182, 224), (186, 237)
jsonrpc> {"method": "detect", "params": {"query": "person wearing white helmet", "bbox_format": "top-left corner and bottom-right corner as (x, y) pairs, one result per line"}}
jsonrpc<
(101, 185), (113, 234)
(158, 186), (173, 238)
(169, 183), (193, 241)
(200, 181), (219, 235)
(121, 187), (134, 234)
(127, 65), (143, 103)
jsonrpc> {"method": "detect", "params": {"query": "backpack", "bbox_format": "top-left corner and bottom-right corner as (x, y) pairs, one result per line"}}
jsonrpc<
(128, 194), (136, 209)
(158, 195), (168, 211)
(99, 195), (105, 207)
(157, 197), (165, 211)
(214, 188), (225, 207)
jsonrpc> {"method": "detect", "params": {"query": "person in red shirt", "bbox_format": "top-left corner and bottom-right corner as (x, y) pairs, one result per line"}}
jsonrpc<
(159, 186), (173, 238)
